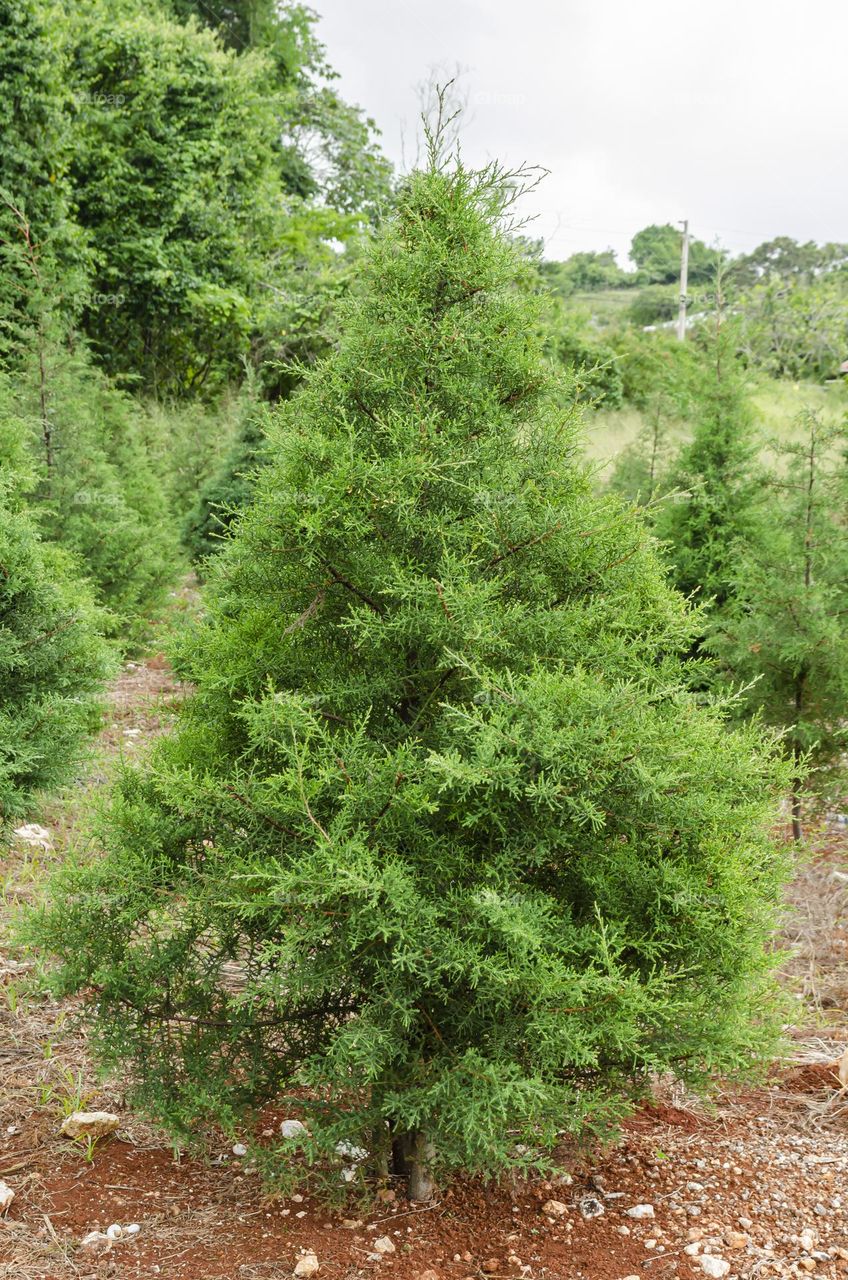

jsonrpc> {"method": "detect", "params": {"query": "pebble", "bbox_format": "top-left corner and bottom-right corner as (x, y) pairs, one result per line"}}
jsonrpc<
(79, 1230), (112, 1255)
(541, 1199), (568, 1217)
(700, 1257), (730, 1278)
(373, 1237), (395, 1255)
(0, 1182), (14, 1212)
(293, 1252), (320, 1277)
(579, 1196), (605, 1219)
(232, 1143), (248, 1157)
(280, 1120), (308, 1140)
(627, 1204), (655, 1220)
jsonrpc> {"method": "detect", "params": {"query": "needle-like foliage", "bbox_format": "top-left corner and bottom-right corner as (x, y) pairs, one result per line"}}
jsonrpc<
(34, 150), (790, 1199)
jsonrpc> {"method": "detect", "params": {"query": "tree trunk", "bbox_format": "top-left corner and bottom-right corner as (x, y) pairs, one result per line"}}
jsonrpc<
(790, 784), (803, 843)
(391, 1129), (435, 1202)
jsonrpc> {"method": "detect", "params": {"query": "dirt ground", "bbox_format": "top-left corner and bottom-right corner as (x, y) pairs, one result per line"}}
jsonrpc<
(1, 650), (847, 1280)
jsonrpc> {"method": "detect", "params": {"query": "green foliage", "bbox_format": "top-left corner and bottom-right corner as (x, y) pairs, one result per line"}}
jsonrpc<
(625, 284), (679, 328)
(34, 154), (791, 1195)
(630, 224), (721, 286)
(0, 450), (112, 822)
(709, 415), (848, 835)
(540, 250), (630, 297)
(183, 400), (271, 565)
(730, 236), (848, 290)
(655, 321), (764, 609)
(607, 332), (697, 504)
(544, 303), (623, 407)
(0, 203), (178, 642)
(735, 277), (848, 381)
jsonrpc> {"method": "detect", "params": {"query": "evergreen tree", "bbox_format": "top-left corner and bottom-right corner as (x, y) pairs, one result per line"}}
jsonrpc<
(0, 443), (112, 821)
(0, 197), (177, 642)
(655, 316), (764, 610)
(710, 414), (848, 840)
(34, 150), (790, 1200)
(183, 401), (271, 566)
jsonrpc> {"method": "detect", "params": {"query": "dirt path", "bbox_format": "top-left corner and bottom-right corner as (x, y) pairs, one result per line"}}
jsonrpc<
(1, 655), (847, 1280)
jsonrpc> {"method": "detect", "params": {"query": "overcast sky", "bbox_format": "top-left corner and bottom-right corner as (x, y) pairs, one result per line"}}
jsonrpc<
(314, 0), (848, 264)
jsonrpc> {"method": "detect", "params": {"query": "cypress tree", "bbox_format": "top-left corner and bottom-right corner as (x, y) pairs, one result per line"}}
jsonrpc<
(35, 149), (790, 1199)
(710, 414), (848, 840)
(654, 316), (764, 611)
(0, 445), (112, 820)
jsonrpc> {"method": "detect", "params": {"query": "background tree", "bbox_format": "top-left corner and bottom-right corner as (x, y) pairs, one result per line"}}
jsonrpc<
(630, 223), (722, 286)
(0, 437), (112, 821)
(35, 148), (789, 1201)
(654, 314), (765, 612)
(709, 414), (848, 839)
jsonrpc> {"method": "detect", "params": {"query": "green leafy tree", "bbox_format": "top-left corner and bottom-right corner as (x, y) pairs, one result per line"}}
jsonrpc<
(710, 415), (848, 839)
(34, 149), (789, 1201)
(0, 441), (112, 821)
(735, 277), (848, 381)
(630, 224), (721, 286)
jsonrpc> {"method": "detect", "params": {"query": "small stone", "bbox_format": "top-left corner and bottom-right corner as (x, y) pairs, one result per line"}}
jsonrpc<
(627, 1204), (655, 1220)
(280, 1120), (308, 1140)
(336, 1140), (368, 1162)
(700, 1258), (730, 1279)
(726, 1232), (749, 1250)
(291, 1194), (304, 1203)
(125, 1224), (141, 1236)
(621, 1275), (641, 1280)
(481, 1262), (500, 1275)
(13, 823), (52, 848)
(541, 1200), (568, 1217)
(417, 1272), (441, 1280)
(296, 1210), (307, 1218)
(616, 1225), (631, 1236)
(79, 1231), (112, 1255)
(738, 1217), (753, 1230)
(684, 1244), (701, 1256)
(376, 1188), (396, 1203)
(105, 1224), (124, 1240)
(800, 1231), (816, 1253)
(342, 1219), (364, 1229)
(0, 1182), (14, 1212)
(373, 1237), (396, 1255)
(61, 1111), (121, 1140)
(578, 1196), (605, 1219)
(799, 1261), (816, 1273)
(232, 1143), (248, 1157)
(293, 1252), (320, 1278)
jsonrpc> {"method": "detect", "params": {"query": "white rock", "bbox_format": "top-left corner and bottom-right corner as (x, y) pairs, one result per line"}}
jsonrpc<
(79, 1230), (112, 1254)
(232, 1143), (248, 1157)
(700, 1257), (730, 1279)
(106, 1224), (124, 1240)
(685, 1244), (701, 1256)
(373, 1237), (396, 1255)
(578, 1195), (605, 1219)
(800, 1231), (816, 1252)
(126, 1223), (141, 1236)
(627, 1204), (655, 1220)
(61, 1110), (121, 1139)
(0, 1181), (14, 1211)
(541, 1200), (568, 1217)
(335, 1140), (368, 1162)
(738, 1217), (753, 1230)
(293, 1252), (320, 1278)
(280, 1120), (308, 1140)
(13, 823), (52, 848)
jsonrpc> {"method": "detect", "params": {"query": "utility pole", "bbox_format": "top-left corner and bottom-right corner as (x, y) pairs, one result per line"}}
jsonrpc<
(676, 219), (689, 341)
